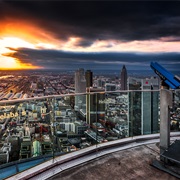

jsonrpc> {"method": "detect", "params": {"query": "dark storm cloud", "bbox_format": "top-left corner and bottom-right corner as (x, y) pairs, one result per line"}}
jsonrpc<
(74, 39), (94, 47)
(4, 48), (180, 71)
(1, 1), (180, 43)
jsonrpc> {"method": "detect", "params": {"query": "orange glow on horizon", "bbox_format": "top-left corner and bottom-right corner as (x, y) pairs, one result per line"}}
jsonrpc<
(0, 20), (59, 70)
(0, 55), (42, 70)
(0, 67), (41, 70)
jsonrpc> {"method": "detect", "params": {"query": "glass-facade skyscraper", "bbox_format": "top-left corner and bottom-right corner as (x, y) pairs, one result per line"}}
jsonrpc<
(75, 68), (86, 111)
(141, 78), (159, 134)
(128, 77), (160, 136)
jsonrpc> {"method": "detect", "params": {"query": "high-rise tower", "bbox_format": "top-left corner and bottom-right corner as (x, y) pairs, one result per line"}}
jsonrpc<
(85, 70), (93, 88)
(75, 68), (86, 111)
(120, 65), (127, 90)
(86, 88), (105, 125)
(128, 77), (160, 136)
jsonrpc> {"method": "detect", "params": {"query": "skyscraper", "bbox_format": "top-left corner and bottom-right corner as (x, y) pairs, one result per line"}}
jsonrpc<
(128, 77), (160, 136)
(75, 68), (86, 111)
(120, 65), (127, 90)
(86, 88), (105, 125)
(85, 70), (93, 88)
(74, 69), (105, 125)
(141, 77), (159, 134)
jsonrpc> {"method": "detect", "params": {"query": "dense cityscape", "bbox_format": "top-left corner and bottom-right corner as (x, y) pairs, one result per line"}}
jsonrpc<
(0, 66), (179, 167)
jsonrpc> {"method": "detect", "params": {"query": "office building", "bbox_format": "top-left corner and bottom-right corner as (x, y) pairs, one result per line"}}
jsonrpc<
(74, 69), (105, 125)
(105, 83), (116, 92)
(74, 121), (88, 135)
(97, 79), (105, 88)
(85, 70), (93, 88)
(128, 77), (141, 90)
(86, 88), (105, 125)
(128, 77), (160, 136)
(141, 77), (159, 134)
(120, 65), (127, 90)
(75, 69), (86, 111)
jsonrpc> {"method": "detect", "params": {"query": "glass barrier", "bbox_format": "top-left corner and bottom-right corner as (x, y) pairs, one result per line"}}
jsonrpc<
(0, 89), (179, 168)
(171, 89), (180, 131)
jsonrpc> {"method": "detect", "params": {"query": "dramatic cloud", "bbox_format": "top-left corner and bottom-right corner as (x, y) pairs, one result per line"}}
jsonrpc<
(0, 1), (180, 71)
(4, 48), (180, 71)
(1, 1), (180, 42)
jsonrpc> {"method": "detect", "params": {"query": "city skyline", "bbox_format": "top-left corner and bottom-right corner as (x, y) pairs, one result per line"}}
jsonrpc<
(0, 1), (180, 71)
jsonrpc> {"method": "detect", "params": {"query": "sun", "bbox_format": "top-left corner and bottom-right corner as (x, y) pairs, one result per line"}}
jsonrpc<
(0, 37), (41, 70)
(0, 56), (40, 70)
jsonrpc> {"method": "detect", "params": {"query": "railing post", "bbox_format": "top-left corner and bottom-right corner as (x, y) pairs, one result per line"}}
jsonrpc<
(160, 88), (173, 156)
(51, 97), (55, 163)
(86, 88), (90, 125)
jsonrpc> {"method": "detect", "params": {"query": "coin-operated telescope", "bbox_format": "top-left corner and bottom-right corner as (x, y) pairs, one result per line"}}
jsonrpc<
(150, 62), (180, 89)
(151, 62), (180, 166)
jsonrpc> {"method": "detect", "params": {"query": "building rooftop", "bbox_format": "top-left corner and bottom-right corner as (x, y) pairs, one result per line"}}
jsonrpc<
(49, 143), (178, 180)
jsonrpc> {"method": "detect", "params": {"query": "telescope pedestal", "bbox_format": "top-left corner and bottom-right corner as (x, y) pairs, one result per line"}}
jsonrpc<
(160, 88), (172, 160)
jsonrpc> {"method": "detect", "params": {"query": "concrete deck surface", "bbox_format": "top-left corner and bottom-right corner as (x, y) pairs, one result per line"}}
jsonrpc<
(49, 143), (179, 180)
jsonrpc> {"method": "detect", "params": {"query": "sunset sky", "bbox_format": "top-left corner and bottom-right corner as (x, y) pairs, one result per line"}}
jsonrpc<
(0, 1), (180, 71)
